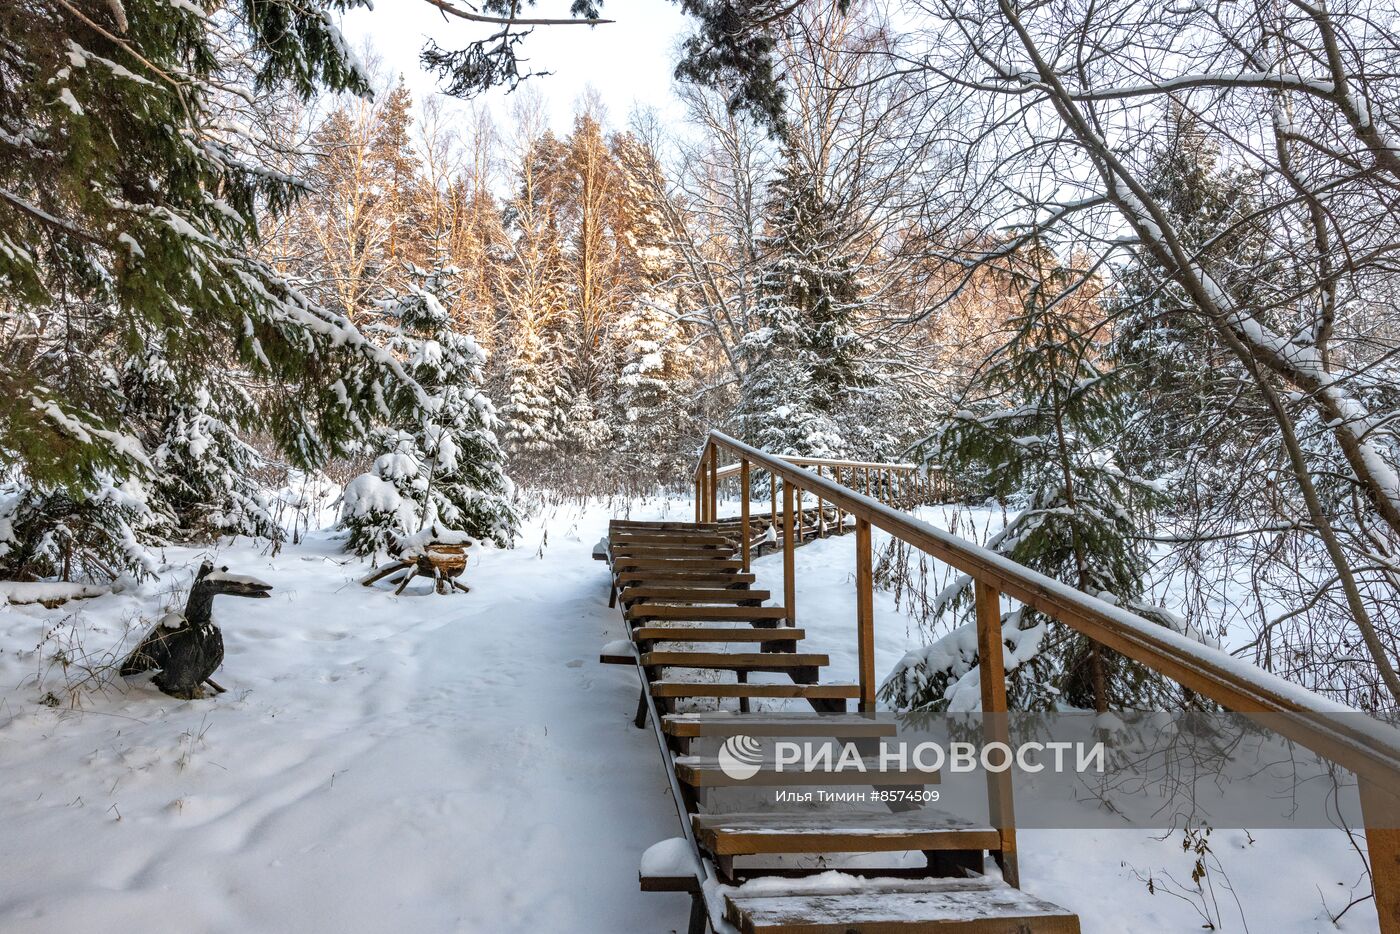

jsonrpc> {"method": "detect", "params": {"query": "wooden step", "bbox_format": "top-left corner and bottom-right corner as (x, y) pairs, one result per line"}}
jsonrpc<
(612, 545), (737, 559)
(675, 756), (939, 787)
(662, 712), (894, 739)
(634, 626), (803, 644)
(693, 810), (999, 856)
(640, 651), (829, 670)
(623, 587), (771, 605)
(611, 520), (719, 531)
(609, 533), (734, 546)
(613, 557), (745, 572)
(723, 877), (1080, 934)
(611, 540), (733, 552)
(615, 570), (756, 587)
(650, 682), (860, 700)
(627, 605), (789, 623)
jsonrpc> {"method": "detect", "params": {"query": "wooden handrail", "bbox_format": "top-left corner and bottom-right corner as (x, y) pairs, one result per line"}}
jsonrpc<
(694, 430), (1400, 788)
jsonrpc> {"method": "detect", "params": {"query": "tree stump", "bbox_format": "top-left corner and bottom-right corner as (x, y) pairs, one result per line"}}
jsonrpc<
(359, 540), (472, 595)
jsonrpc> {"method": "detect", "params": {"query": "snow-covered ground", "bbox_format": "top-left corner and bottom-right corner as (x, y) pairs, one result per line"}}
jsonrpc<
(0, 498), (1379, 932)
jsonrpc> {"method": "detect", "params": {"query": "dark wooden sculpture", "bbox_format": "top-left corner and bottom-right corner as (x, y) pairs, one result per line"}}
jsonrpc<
(121, 561), (272, 699)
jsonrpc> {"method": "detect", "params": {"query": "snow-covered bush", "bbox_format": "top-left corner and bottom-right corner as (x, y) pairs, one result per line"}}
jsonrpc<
(0, 481), (159, 582)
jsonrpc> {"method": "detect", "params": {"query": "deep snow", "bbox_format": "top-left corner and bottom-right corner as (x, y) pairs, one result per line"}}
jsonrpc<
(0, 497), (1381, 932)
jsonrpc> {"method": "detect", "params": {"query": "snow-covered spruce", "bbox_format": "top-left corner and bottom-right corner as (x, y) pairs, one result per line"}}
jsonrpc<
(341, 254), (516, 559)
(884, 240), (1182, 713)
(0, 0), (432, 580)
(738, 149), (872, 460)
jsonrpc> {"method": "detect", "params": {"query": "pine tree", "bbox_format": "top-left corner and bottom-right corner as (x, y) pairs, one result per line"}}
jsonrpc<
(615, 301), (696, 486)
(882, 241), (1180, 713)
(497, 125), (572, 474)
(740, 151), (868, 457)
(0, 0), (429, 578)
(340, 431), (427, 559)
(502, 323), (567, 460)
(295, 80), (425, 321)
(342, 250), (517, 557)
(1110, 111), (1273, 482)
(123, 343), (279, 543)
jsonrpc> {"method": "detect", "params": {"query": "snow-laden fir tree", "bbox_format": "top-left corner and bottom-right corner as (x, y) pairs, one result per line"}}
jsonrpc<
(0, 0), (429, 579)
(501, 322), (568, 463)
(882, 241), (1182, 714)
(739, 151), (869, 457)
(122, 343), (279, 543)
(615, 300), (697, 486)
(496, 127), (571, 477)
(342, 253), (516, 558)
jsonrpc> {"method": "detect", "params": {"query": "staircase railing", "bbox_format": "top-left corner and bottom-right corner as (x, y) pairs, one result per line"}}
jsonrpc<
(691, 429), (1400, 927)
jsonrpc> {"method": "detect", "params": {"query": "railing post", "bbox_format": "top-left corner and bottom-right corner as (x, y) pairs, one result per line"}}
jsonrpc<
(695, 471), (703, 522)
(1363, 780), (1400, 933)
(835, 467), (846, 533)
(816, 465), (826, 538)
(782, 479), (796, 626)
(740, 459), (752, 573)
(975, 579), (1019, 888)
(856, 517), (875, 712)
(864, 467), (871, 498)
(707, 445), (719, 523)
(770, 473), (778, 538)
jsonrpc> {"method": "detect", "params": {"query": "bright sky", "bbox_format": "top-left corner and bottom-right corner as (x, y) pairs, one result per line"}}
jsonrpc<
(340, 0), (693, 133)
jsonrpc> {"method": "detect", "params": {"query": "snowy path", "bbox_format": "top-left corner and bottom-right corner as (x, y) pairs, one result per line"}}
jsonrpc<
(0, 503), (691, 933)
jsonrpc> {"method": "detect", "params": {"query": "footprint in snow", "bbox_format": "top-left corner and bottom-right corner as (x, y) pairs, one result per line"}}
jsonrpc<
(566, 659), (583, 668)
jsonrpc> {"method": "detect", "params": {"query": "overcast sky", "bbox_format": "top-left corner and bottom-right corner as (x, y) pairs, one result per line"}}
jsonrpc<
(340, 0), (693, 132)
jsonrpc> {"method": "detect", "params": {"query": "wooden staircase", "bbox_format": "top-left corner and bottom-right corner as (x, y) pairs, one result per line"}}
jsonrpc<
(599, 517), (1080, 934)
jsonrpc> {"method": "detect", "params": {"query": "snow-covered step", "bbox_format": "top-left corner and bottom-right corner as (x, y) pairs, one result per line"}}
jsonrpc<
(650, 681), (859, 701)
(661, 712), (895, 739)
(633, 626), (802, 644)
(622, 586), (771, 605)
(626, 604), (788, 623)
(615, 570), (757, 588)
(610, 520), (721, 531)
(675, 755), (938, 788)
(613, 556), (746, 572)
(692, 810), (998, 857)
(608, 532), (735, 547)
(722, 877), (1080, 934)
(639, 651), (828, 670)
(616, 540), (739, 554)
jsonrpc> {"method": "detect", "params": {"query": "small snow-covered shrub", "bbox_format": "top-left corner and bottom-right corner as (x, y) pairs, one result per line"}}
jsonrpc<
(0, 481), (159, 582)
(340, 469), (418, 560)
